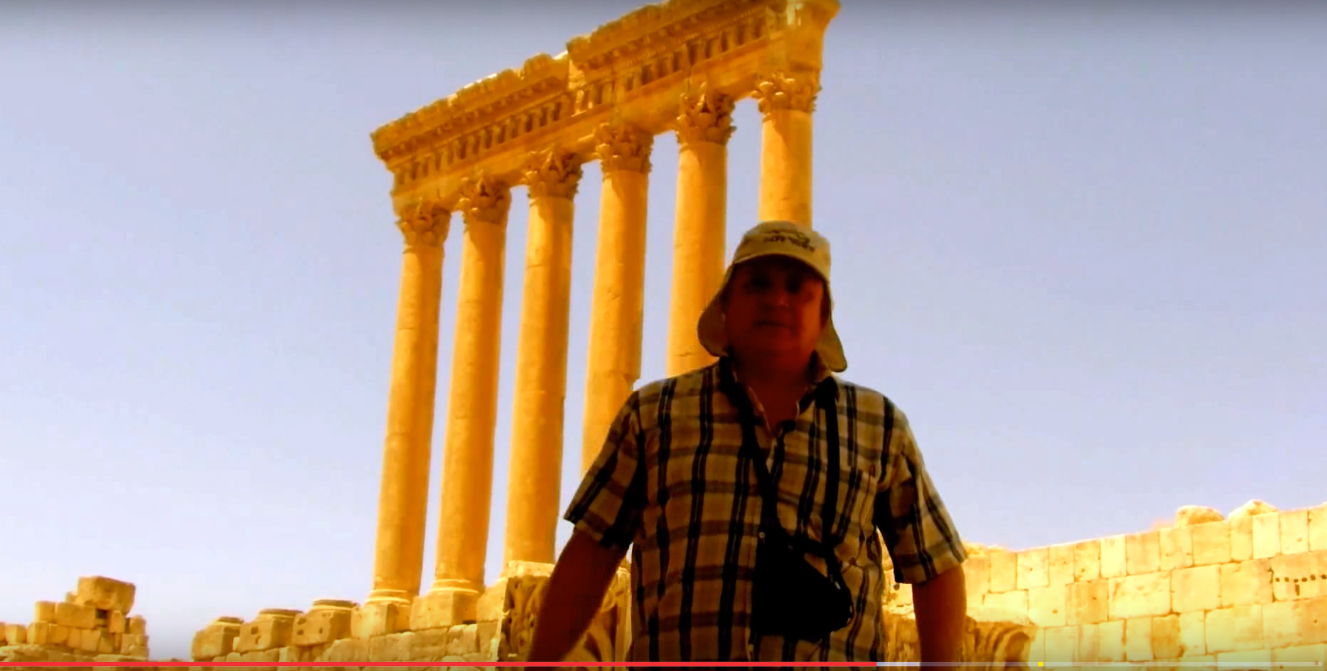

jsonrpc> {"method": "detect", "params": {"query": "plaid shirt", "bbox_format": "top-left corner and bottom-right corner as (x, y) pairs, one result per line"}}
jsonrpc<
(563, 357), (967, 663)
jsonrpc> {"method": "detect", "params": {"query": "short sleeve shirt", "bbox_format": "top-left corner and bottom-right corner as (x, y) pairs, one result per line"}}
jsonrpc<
(563, 357), (967, 663)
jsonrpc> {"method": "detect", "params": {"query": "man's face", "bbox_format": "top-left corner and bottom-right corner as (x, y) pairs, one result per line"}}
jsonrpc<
(722, 256), (827, 364)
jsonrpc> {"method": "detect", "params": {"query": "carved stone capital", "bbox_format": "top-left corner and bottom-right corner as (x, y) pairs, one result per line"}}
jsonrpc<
(457, 173), (512, 226)
(523, 147), (584, 200)
(593, 122), (654, 175)
(673, 82), (736, 147)
(753, 71), (821, 115)
(395, 199), (450, 249)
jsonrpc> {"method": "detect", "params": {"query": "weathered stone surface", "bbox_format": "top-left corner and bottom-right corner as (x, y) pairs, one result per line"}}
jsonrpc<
(1176, 505), (1225, 526)
(1230, 499), (1279, 518)
(74, 576), (136, 613)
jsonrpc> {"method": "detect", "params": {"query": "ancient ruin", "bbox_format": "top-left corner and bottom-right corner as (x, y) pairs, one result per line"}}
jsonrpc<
(3, 0), (1325, 668)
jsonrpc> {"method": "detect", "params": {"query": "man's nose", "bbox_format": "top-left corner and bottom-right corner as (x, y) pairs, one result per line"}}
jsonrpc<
(761, 287), (792, 307)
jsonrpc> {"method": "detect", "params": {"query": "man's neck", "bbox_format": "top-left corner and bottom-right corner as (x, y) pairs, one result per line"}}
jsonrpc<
(731, 354), (816, 427)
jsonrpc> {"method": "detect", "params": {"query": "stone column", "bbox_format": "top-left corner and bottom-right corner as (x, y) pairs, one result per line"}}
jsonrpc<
(580, 122), (653, 473)
(361, 199), (449, 635)
(665, 84), (735, 377)
(753, 71), (821, 227)
(411, 175), (512, 630)
(503, 147), (583, 566)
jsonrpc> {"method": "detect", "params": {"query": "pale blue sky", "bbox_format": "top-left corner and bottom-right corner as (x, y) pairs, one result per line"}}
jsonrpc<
(1, 1), (1323, 659)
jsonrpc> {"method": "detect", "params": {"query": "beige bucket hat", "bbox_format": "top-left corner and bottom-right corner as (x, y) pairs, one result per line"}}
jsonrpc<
(696, 220), (847, 373)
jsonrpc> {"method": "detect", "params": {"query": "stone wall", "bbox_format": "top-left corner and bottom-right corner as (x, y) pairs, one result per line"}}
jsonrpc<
(886, 500), (1327, 668)
(0, 576), (150, 664)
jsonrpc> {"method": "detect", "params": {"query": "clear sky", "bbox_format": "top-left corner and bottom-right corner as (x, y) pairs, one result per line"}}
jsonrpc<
(1, 0), (1323, 659)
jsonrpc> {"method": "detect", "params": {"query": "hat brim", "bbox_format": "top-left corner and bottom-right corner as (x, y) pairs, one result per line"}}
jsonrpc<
(696, 257), (848, 373)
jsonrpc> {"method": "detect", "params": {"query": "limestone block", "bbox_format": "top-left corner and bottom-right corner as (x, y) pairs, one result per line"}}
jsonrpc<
(1191, 520), (1232, 566)
(1110, 572), (1172, 620)
(1222, 558), (1275, 607)
(1255, 512), (1283, 559)
(1273, 643), (1327, 668)
(64, 591), (77, 603)
(47, 623), (69, 646)
(1027, 585), (1066, 627)
(477, 620), (499, 656)
(1205, 604), (1264, 653)
(235, 609), (299, 652)
(1097, 619), (1125, 663)
(1151, 614), (1182, 660)
(1177, 505), (1225, 526)
(350, 600), (410, 639)
(1072, 539), (1102, 582)
(447, 623), (479, 656)
(293, 600), (354, 646)
(410, 589), (477, 630)
(1271, 550), (1327, 601)
(1100, 535), (1127, 578)
(277, 645), (304, 662)
(74, 576), (136, 613)
(1230, 515), (1255, 562)
(75, 627), (101, 653)
(55, 601), (96, 629)
(1281, 509), (1311, 555)
(97, 628), (114, 654)
(1310, 504), (1327, 552)
(1068, 579), (1110, 625)
(1231, 499), (1279, 519)
(1125, 617), (1153, 662)
(1217, 648), (1272, 666)
(127, 615), (147, 636)
(1126, 531), (1162, 575)
(1048, 544), (1074, 587)
(28, 622), (53, 645)
(1077, 623), (1099, 662)
(988, 550), (1018, 593)
(1040, 625), (1077, 663)
(1263, 595), (1327, 649)
(1160, 526), (1195, 571)
(1179, 611), (1207, 657)
(1172, 565), (1222, 613)
(191, 617), (242, 659)
(33, 600), (58, 624)
(1017, 548), (1049, 590)
(4, 623), (27, 645)
(963, 555), (991, 598)
(982, 589), (1027, 615)
(107, 610), (125, 634)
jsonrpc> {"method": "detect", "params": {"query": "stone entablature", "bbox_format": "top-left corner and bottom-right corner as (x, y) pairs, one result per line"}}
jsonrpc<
(369, 0), (838, 211)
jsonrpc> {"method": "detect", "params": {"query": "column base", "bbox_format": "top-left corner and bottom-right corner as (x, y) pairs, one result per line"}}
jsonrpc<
(352, 590), (413, 640)
(409, 584), (479, 631)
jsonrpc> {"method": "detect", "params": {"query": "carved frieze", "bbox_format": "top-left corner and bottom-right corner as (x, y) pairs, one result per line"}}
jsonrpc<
(594, 122), (654, 175)
(753, 70), (821, 115)
(673, 82), (736, 146)
(395, 199), (450, 249)
(456, 173), (512, 226)
(523, 147), (584, 200)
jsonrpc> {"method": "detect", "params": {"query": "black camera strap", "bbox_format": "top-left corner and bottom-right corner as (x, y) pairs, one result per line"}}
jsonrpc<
(725, 370), (845, 571)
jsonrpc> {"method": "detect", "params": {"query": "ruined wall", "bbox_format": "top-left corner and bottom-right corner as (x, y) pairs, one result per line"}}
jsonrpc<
(186, 561), (631, 668)
(0, 576), (150, 663)
(886, 500), (1327, 667)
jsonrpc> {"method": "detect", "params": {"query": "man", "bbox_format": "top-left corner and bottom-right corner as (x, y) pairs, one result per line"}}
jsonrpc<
(526, 220), (968, 664)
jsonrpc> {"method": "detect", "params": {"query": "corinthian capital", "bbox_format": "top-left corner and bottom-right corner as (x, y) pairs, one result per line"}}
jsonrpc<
(673, 82), (736, 147)
(753, 71), (821, 115)
(457, 173), (512, 226)
(395, 198), (450, 248)
(594, 122), (654, 175)
(523, 147), (584, 200)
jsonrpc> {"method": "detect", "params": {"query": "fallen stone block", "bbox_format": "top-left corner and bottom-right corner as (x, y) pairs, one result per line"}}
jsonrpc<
(107, 610), (126, 634)
(235, 608), (299, 652)
(293, 600), (354, 646)
(127, 614), (147, 636)
(74, 576), (137, 613)
(55, 601), (97, 629)
(191, 616), (243, 659)
(4, 623), (28, 645)
(33, 601), (59, 624)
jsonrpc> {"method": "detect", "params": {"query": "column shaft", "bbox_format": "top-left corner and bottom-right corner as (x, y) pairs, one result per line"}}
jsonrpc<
(754, 71), (821, 227)
(504, 148), (583, 566)
(581, 123), (652, 473)
(666, 85), (735, 378)
(369, 201), (449, 608)
(412, 177), (512, 630)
